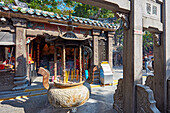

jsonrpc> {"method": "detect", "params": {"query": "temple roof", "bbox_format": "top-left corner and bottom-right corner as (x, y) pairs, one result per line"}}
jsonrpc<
(0, 2), (119, 31)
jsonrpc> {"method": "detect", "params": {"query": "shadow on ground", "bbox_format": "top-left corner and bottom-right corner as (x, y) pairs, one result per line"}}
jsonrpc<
(1, 86), (117, 113)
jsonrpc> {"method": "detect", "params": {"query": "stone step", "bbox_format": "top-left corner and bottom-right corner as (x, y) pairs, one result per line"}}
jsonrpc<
(12, 83), (28, 91)
(14, 76), (27, 81)
(0, 89), (47, 101)
(0, 90), (24, 96)
(14, 79), (27, 85)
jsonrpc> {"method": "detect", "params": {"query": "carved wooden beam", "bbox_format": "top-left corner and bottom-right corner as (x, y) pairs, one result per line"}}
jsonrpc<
(12, 18), (27, 27)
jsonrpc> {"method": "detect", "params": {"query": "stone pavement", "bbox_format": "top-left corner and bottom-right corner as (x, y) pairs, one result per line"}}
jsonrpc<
(0, 66), (123, 113)
(0, 66), (153, 113)
(0, 86), (117, 113)
(113, 66), (123, 80)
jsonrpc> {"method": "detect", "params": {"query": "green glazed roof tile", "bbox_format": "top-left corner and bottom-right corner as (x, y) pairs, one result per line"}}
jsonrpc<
(20, 8), (27, 13)
(42, 11), (48, 16)
(48, 12), (55, 18)
(9, 5), (18, 12)
(0, 4), (117, 30)
(2, 6), (9, 11)
(27, 8), (34, 14)
(35, 9), (42, 15)
(62, 16), (67, 20)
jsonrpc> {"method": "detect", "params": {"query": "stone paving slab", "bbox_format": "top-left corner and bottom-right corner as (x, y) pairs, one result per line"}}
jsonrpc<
(0, 86), (117, 113)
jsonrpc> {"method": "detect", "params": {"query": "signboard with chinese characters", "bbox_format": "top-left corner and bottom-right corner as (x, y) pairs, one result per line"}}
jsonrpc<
(142, 0), (163, 32)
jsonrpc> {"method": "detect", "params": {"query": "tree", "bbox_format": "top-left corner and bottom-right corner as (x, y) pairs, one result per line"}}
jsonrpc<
(143, 31), (153, 54)
(1, 0), (14, 4)
(72, 3), (114, 19)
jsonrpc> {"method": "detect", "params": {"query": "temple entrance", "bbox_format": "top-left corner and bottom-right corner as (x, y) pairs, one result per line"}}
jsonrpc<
(72, 0), (169, 113)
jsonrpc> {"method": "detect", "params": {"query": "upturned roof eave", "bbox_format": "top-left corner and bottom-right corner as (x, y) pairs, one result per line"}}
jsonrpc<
(0, 10), (116, 32)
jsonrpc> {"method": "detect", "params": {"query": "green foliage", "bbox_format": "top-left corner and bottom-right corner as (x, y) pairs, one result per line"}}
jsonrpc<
(1, 0), (14, 4)
(3, 0), (114, 18)
(26, 0), (63, 14)
(143, 31), (153, 53)
(72, 3), (114, 19)
(114, 19), (124, 46)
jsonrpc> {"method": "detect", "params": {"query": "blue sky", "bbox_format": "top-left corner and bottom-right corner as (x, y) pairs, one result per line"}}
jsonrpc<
(47, 0), (76, 11)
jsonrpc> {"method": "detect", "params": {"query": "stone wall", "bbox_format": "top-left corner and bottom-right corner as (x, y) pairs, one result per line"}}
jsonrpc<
(0, 71), (15, 91)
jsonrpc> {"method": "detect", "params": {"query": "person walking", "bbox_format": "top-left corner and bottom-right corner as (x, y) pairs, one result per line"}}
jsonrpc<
(118, 54), (122, 66)
(144, 54), (149, 73)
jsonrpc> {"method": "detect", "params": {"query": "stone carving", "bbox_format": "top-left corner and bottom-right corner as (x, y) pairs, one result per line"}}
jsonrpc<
(115, 12), (129, 30)
(14, 0), (28, 8)
(48, 85), (89, 108)
(113, 78), (123, 113)
(145, 74), (154, 90)
(136, 84), (160, 113)
(153, 34), (161, 47)
(0, 18), (15, 32)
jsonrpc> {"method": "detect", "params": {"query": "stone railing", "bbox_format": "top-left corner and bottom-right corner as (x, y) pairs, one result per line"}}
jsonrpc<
(136, 84), (160, 113)
(113, 78), (160, 113)
(113, 78), (123, 113)
(145, 74), (154, 91)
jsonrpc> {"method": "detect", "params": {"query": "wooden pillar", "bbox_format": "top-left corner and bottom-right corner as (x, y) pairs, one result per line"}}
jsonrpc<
(83, 47), (85, 76)
(79, 44), (82, 82)
(123, 0), (143, 112)
(93, 36), (98, 66)
(54, 44), (57, 80)
(62, 43), (66, 83)
(108, 35), (113, 68)
(37, 44), (40, 67)
(74, 48), (76, 79)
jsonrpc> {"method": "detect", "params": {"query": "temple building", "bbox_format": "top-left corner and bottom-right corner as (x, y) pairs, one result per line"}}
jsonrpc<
(0, 2), (118, 91)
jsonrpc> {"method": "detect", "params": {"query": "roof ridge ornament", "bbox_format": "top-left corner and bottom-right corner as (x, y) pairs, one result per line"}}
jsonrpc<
(14, 0), (28, 8)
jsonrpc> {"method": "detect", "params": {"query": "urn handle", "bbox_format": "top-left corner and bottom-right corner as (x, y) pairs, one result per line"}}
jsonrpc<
(38, 67), (50, 89)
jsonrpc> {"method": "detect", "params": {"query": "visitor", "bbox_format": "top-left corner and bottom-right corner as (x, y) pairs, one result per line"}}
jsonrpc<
(113, 54), (115, 67)
(144, 54), (149, 73)
(151, 57), (154, 70)
(118, 54), (122, 66)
